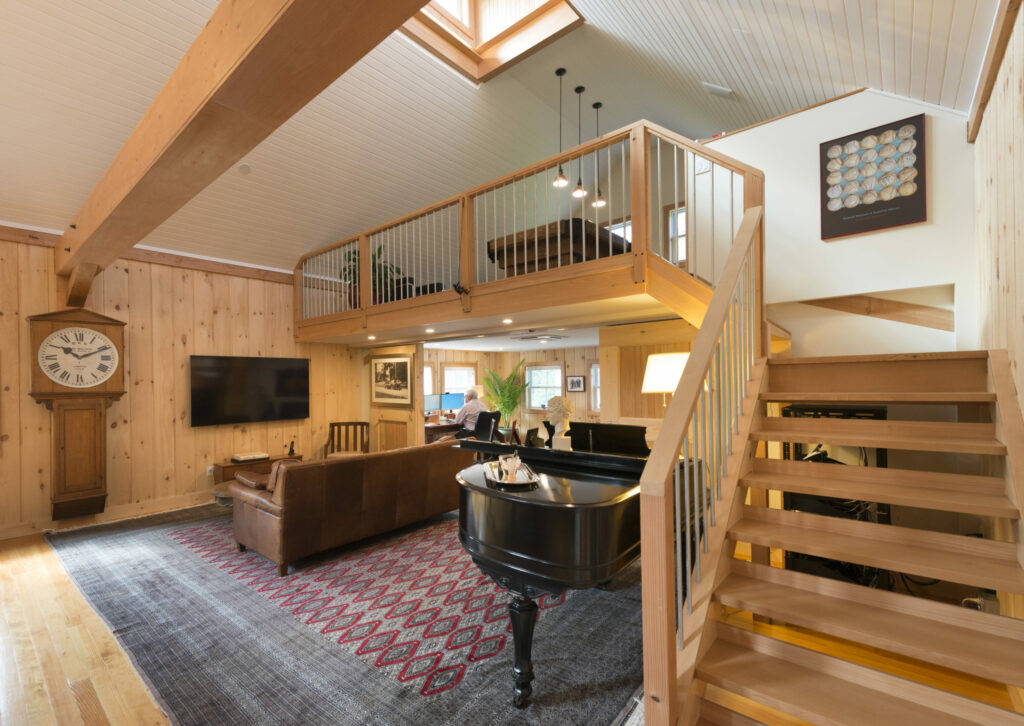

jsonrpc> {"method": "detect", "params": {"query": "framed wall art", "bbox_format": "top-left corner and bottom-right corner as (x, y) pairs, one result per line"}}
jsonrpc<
(370, 354), (413, 407)
(820, 113), (925, 240)
(566, 375), (585, 393)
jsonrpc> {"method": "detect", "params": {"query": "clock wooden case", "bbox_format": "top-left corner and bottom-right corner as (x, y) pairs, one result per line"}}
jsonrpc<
(28, 309), (126, 520)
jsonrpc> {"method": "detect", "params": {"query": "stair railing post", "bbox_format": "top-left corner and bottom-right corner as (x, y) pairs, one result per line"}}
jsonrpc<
(629, 123), (650, 286)
(459, 194), (475, 290)
(358, 234), (371, 309)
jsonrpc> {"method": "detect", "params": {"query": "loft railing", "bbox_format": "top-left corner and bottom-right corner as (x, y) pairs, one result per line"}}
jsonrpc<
(638, 205), (766, 726)
(293, 120), (761, 324)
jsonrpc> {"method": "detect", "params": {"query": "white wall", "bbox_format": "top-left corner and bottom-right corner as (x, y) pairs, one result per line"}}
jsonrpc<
(707, 90), (977, 351)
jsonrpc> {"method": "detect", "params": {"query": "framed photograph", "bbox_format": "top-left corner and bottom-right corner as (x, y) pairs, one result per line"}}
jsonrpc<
(820, 113), (925, 240)
(371, 355), (413, 407)
(566, 375), (585, 393)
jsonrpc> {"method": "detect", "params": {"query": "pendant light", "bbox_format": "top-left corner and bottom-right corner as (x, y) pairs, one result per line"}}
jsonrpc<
(552, 68), (569, 188)
(572, 85), (587, 198)
(591, 101), (606, 208)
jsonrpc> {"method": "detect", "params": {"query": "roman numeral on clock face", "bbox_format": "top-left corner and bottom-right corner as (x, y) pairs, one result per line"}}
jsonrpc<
(48, 362), (60, 372)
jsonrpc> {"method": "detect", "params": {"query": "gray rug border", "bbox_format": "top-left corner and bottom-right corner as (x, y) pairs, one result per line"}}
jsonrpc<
(45, 504), (230, 726)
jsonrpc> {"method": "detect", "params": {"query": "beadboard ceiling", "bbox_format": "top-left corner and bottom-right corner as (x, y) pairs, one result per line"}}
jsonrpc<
(0, 0), (997, 271)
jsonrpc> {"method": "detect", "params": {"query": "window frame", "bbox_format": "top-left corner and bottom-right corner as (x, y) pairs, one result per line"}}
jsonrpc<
(524, 361), (564, 412)
(587, 359), (600, 414)
(441, 361), (478, 394)
(662, 202), (687, 264)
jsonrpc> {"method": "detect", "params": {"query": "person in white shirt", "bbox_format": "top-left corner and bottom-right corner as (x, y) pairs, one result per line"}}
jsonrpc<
(454, 388), (488, 435)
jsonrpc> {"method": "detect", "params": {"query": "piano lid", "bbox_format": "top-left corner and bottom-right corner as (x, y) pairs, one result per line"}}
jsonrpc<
(457, 463), (638, 508)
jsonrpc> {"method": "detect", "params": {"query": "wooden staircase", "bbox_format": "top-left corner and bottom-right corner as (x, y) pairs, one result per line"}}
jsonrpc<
(688, 350), (1024, 725)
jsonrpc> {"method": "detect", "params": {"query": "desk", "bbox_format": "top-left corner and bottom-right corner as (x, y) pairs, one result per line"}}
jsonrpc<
(425, 422), (463, 443)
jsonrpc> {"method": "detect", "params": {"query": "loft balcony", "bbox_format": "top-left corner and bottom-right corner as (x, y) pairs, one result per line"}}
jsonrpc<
(293, 120), (764, 344)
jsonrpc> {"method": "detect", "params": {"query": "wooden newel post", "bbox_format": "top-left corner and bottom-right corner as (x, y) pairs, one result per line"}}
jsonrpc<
(459, 195), (475, 289)
(629, 124), (650, 285)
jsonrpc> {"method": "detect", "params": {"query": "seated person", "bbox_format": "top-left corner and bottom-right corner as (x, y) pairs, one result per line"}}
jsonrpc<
(453, 388), (489, 437)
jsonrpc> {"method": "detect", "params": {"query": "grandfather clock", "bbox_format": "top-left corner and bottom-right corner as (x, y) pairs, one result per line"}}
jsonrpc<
(28, 309), (126, 519)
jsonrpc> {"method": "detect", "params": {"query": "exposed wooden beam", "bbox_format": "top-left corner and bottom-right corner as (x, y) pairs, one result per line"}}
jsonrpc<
(967, 0), (1023, 143)
(0, 224), (60, 248)
(56, 0), (428, 277)
(802, 294), (954, 332)
(65, 264), (101, 307)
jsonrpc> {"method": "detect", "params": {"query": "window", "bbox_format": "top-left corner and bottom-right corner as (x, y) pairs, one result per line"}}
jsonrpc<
(665, 206), (687, 263)
(605, 220), (632, 243)
(526, 364), (562, 410)
(423, 366), (434, 396)
(443, 364), (476, 393)
(589, 362), (600, 412)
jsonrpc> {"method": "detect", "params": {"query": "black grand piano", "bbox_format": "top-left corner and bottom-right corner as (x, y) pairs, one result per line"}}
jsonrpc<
(455, 437), (646, 709)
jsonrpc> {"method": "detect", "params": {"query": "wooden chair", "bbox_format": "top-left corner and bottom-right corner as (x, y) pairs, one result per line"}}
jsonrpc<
(324, 421), (369, 459)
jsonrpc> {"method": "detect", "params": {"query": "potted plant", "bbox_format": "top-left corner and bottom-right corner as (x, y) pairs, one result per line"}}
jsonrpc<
(483, 359), (529, 437)
(340, 244), (404, 307)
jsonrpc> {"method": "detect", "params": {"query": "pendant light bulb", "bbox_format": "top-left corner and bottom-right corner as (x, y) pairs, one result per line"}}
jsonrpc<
(591, 101), (605, 207)
(572, 85), (586, 199)
(552, 68), (567, 189)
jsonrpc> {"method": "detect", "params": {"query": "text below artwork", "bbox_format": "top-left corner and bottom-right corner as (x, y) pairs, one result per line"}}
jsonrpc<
(820, 113), (925, 240)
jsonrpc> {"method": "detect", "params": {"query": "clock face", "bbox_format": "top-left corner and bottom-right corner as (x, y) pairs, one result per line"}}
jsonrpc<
(37, 326), (119, 388)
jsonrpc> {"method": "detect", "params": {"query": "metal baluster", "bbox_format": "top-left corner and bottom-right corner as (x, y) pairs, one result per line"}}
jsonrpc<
(674, 460), (685, 647)
(673, 143), (680, 264)
(701, 382), (710, 548)
(692, 415), (704, 572)
(682, 436), (692, 615)
(533, 174), (539, 274)
(621, 142), (626, 246)
(569, 158), (574, 267)
(513, 180), (518, 276)
(545, 167), (551, 270)
(606, 144), (612, 257)
(656, 137), (662, 259)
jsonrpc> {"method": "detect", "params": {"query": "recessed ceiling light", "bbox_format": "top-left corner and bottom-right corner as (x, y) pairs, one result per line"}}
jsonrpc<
(238, 162), (252, 175)
(425, 328), (435, 333)
(367, 335), (376, 340)
(502, 318), (513, 324)
(476, 335), (486, 338)
(540, 340), (548, 344)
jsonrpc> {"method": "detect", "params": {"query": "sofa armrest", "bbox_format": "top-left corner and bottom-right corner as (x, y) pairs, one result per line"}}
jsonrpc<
(228, 482), (283, 517)
(234, 470), (269, 489)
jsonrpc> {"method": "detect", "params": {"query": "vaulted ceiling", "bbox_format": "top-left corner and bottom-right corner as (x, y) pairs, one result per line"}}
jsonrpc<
(0, 0), (997, 271)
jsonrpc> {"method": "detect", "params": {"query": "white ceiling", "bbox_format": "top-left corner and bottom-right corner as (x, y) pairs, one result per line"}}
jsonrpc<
(0, 0), (997, 271)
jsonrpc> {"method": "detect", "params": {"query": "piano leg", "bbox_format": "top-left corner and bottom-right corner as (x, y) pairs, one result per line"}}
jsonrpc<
(508, 594), (537, 709)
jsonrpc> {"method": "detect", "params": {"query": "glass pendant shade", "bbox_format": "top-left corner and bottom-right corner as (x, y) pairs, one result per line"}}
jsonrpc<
(591, 192), (606, 208)
(572, 179), (587, 198)
(553, 166), (569, 188)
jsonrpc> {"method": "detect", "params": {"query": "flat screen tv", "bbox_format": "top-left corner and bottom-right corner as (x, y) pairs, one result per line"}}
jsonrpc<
(190, 355), (310, 427)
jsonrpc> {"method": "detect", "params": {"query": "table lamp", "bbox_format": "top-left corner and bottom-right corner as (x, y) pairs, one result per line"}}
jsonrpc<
(641, 352), (689, 406)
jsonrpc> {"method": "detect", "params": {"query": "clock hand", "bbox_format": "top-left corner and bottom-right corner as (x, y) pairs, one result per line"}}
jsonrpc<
(51, 345), (84, 359)
(77, 345), (111, 360)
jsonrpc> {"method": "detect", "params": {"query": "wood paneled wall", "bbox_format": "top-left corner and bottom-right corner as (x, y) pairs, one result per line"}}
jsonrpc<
(368, 343), (424, 451)
(977, 6), (1024, 405)
(0, 239), (359, 539)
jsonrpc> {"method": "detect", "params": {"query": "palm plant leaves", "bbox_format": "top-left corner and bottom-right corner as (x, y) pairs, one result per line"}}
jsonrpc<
(483, 359), (528, 426)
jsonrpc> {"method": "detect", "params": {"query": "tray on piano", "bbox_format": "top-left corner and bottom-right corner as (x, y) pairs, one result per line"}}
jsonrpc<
(456, 439), (646, 478)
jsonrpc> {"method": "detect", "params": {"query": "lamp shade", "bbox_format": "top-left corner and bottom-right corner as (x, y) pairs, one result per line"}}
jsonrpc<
(641, 352), (689, 394)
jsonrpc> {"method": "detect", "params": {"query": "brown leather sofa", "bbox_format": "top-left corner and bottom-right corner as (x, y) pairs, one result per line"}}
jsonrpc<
(228, 438), (475, 576)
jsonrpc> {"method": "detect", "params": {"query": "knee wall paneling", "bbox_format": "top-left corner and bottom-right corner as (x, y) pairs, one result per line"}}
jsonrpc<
(0, 239), (360, 539)
(977, 7), (1024, 402)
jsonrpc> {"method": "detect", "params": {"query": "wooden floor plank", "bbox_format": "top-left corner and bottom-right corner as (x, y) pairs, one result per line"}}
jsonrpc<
(0, 535), (168, 726)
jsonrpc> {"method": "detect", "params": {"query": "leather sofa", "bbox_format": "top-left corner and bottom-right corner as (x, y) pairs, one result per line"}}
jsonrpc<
(228, 438), (475, 576)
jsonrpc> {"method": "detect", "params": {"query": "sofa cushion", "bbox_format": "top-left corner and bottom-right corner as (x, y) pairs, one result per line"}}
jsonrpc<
(234, 470), (269, 489)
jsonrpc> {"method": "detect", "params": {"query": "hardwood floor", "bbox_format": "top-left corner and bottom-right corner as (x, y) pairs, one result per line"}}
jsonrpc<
(0, 534), (168, 726)
(2, 531), (1020, 725)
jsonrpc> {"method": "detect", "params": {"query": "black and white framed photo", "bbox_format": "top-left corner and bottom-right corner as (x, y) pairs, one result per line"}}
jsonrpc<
(371, 354), (413, 407)
(820, 113), (925, 240)
(566, 375), (585, 393)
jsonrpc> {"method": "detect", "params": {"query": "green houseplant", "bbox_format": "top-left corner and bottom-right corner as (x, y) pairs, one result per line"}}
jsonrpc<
(339, 244), (404, 307)
(483, 359), (529, 428)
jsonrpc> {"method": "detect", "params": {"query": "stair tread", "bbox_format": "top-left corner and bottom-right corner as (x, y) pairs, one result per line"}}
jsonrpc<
(750, 417), (1005, 455)
(730, 510), (1024, 593)
(716, 568), (1024, 686)
(742, 469), (1018, 518)
(760, 391), (996, 403)
(699, 639), (986, 726)
(752, 457), (1007, 495)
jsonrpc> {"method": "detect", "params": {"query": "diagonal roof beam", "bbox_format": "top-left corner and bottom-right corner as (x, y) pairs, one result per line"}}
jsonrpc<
(56, 0), (428, 281)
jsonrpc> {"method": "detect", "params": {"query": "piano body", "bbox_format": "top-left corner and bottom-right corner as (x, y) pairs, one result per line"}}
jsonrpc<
(455, 441), (644, 708)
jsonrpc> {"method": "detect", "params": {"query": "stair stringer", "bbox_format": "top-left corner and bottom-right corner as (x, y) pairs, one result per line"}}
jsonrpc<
(677, 359), (770, 726)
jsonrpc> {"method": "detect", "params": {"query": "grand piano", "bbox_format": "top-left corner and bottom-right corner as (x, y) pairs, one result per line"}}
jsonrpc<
(455, 439), (646, 709)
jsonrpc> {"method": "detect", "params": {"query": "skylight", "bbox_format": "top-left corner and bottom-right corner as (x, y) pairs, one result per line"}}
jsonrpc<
(401, 0), (583, 83)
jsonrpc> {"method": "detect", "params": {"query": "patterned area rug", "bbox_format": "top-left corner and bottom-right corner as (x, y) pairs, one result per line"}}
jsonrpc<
(47, 506), (643, 726)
